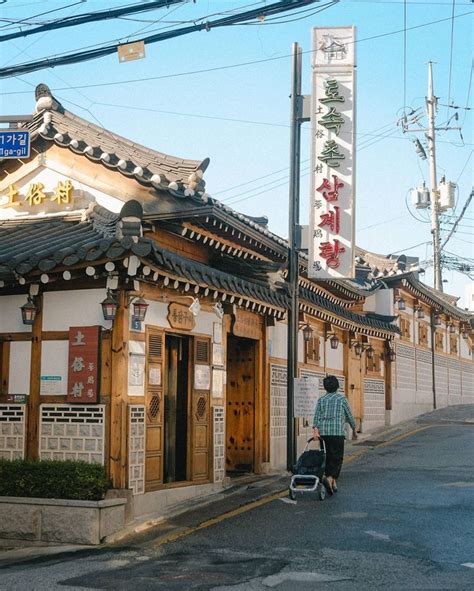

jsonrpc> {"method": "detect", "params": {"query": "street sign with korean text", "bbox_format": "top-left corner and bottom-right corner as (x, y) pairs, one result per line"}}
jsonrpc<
(308, 26), (356, 279)
(294, 378), (320, 420)
(67, 326), (100, 404)
(0, 130), (30, 159)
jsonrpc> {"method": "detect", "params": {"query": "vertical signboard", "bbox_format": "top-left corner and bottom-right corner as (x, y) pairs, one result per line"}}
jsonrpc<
(67, 326), (100, 403)
(309, 26), (356, 279)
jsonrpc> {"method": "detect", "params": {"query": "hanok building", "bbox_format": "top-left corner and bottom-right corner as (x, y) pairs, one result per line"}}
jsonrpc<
(0, 85), (472, 518)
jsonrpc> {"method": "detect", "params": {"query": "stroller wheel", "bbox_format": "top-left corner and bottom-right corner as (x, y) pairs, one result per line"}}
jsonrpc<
(289, 488), (296, 501)
(318, 483), (326, 501)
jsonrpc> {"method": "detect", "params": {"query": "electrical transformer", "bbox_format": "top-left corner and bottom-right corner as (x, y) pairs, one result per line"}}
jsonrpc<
(438, 180), (456, 211)
(411, 185), (430, 209)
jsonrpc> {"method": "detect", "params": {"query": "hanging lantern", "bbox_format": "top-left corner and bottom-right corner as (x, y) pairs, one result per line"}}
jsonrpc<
(461, 325), (469, 340)
(396, 296), (406, 311)
(329, 333), (339, 350)
(354, 341), (363, 357)
(448, 322), (456, 334)
(132, 296), (148, 322)
(101, 292), (118, 321)
(20, 297), (38, 325)
(388, 347), (396, 362)
(302, 324), (314, 343)
(416, 306), (424, 320)
(434, 312), (441, 327)
(366, 345), (375, 360)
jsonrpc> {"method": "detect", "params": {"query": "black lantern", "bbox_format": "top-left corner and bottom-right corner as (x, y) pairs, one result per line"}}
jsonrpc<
(101, 291), (118, 321)
(131, 296), (148, 322)
(302, 323), (314, 343)
(396, 297), (406, 311)
(416, 306), (425, 320)
(329, 333), (339, 350)
(448, 322), (456, 334)
(20, 297), (38, 325)
(388, 347), (396, 362)
(434, 312), (441, 327)
(354, 341), (363, 358)
(366, 345), (375, 360)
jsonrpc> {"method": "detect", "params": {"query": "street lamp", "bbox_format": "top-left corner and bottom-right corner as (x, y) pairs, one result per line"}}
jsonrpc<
(416, 306), (425, 319)
(433, 312), (441, 327)
(354, 341), (363, 358)
(396, 296), (406, 311)
(101, 290), (118, 321)
(447, 322), (456, 334)
(302, 323), (314, 343)
(366, 345), (375, 360)
(329, 334), (339, 350)
(131, 296), (148, 322)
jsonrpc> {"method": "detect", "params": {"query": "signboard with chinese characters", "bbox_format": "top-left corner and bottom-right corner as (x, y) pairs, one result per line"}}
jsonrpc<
(232, 310), (261, 340)
(67, 326), (100, 404)
(0, 180), (75, 211)
(167, 302), (195, 331)
(308, 26), (356, 279)
(0, 130), (30, 159)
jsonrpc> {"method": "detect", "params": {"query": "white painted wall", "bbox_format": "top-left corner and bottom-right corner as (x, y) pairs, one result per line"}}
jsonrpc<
(268, 321), (287, 360)
(375, 288), (394, 316)
(43, 289), (111, 331)
(325, 341), (343, 371)
(0, 294), (32, 333)
(9, 341), (31, 395)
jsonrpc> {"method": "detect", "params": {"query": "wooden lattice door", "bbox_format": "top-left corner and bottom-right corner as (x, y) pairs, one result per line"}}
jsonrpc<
(145, 327), (165, 491)
(191, 336), (211, 482)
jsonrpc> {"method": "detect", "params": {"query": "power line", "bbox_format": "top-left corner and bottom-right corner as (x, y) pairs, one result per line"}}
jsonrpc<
(0, 0), (326, 78)
(0, 1), (186, 41)
(0, 9), (472, 80)
(446, 0), (456, 117)
(441, 189), (474, 249)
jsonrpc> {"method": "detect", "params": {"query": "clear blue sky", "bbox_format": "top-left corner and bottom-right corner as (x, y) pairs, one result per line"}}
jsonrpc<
(1, 1), (472, 304)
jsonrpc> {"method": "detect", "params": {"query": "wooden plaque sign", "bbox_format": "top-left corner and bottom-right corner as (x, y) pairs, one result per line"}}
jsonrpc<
(232, 310), (261, 340)
(167, 302), (195, 331)
(67, 326), (100, 404)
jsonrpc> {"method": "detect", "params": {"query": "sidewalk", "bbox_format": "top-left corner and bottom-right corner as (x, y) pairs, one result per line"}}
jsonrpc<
(2, 405), (472, 566)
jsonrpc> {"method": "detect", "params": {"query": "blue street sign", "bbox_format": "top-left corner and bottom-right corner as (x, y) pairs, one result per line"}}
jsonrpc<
(0, 130), (30, 158)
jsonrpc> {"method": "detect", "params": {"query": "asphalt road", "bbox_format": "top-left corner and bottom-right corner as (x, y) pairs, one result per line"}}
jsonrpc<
(1, 410), (474, 590)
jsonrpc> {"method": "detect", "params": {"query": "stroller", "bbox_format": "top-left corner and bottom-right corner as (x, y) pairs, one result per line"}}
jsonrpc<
(289, 437), (327, 501)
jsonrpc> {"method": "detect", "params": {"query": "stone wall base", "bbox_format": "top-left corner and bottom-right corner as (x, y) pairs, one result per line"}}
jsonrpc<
(0, 497), (127, 545)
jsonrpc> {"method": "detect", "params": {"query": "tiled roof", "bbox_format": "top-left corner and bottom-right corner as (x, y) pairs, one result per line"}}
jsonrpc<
(19, 84), (209, 197)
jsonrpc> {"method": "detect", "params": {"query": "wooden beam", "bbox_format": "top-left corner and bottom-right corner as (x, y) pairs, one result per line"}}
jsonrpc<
(26, 295), (43, 460)
(109, 290), (129, 489)
(0, 341), (10, 397)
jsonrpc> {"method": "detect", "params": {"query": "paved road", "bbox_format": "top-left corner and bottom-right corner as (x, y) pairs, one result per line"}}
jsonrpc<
(1, 410), (474, 590)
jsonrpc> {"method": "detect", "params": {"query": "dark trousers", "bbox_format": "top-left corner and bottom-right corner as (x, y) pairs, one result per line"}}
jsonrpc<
(322, 436), (345, 479)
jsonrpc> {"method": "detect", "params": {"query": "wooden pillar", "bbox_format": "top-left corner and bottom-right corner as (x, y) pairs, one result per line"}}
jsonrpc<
(384, 351), (393, 411)
(109, 290), (129, 489)
(26, 295), (43, 460)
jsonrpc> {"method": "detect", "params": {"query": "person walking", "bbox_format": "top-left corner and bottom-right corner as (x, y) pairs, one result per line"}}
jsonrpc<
(312, 375), (357, 495)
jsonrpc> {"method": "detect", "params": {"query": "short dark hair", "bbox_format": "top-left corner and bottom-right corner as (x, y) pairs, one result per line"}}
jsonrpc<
(323, 375), (339, 393)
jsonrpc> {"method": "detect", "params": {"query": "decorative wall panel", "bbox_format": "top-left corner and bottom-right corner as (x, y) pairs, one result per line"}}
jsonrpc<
(129, 405), (145, 495)
(461, 362), (474, 400)
(0, 405), (25, 460)
(39, 404), (105, 464)
(213, 406), (225, 483)
(434, 354), (448, 406)
(396, 343), (415, 390)
(270, 364), (287, 439)
(448, 358), (461, 404)
(416, 349), (432, 394)
(363, 379), (385, 427)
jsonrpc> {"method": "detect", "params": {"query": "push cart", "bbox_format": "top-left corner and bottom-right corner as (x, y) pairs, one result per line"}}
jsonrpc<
(289, 437), (327, 501)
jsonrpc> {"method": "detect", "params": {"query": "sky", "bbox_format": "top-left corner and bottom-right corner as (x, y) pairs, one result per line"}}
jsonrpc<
(0, 0), (472, 305)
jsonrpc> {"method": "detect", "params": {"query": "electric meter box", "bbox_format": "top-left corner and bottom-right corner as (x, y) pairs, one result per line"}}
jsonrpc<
(411, 186), (430, 209)
(439, 181), (456, 211)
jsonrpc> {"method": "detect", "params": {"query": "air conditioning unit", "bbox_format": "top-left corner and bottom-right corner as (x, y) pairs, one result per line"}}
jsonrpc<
(438, 180), (456, 211)
(411, 185), (430, 209)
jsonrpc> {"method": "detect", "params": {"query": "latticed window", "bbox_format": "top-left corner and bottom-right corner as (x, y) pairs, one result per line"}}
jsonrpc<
(400, 317), (411, 340)
(450, 335), (458, 355)
(418, 323), (429, 347)
(304, 335), (320, 365)
(435, 331), (444, 352)
(366, 353), (381, 374)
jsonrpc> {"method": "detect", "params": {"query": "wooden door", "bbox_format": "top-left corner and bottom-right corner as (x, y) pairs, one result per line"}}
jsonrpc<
(348, 348), (363, 430)
(226, 336), (256, 472)
(191, 336), (211, 482)
(145, 327), (165, 491)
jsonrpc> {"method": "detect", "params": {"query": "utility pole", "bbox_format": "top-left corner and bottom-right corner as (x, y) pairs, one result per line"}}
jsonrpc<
(286, 42), (303, 472)
(426, 62), (443, 292)
(403, 62), (461, 292)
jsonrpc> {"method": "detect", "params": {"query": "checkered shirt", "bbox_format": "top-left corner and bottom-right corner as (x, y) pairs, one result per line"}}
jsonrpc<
(312, 391), (356, 437)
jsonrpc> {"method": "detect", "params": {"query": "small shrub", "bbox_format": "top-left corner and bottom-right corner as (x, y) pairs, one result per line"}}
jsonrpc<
(0, 459), (109, 501)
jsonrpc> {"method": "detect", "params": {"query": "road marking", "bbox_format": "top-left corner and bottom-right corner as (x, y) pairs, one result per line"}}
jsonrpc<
(461, 563), (474, 568)
(365, 530), (391, 542)
(262, 571), (350, 586)
(154, 490), (287, 547)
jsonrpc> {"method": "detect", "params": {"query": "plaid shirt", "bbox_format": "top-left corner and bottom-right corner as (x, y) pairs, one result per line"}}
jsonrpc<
(313, 391), (356, 437)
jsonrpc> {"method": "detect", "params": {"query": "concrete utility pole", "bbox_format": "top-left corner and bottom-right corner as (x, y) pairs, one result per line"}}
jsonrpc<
(286, 42), (303, 472)
(426, 62), (443, 292)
